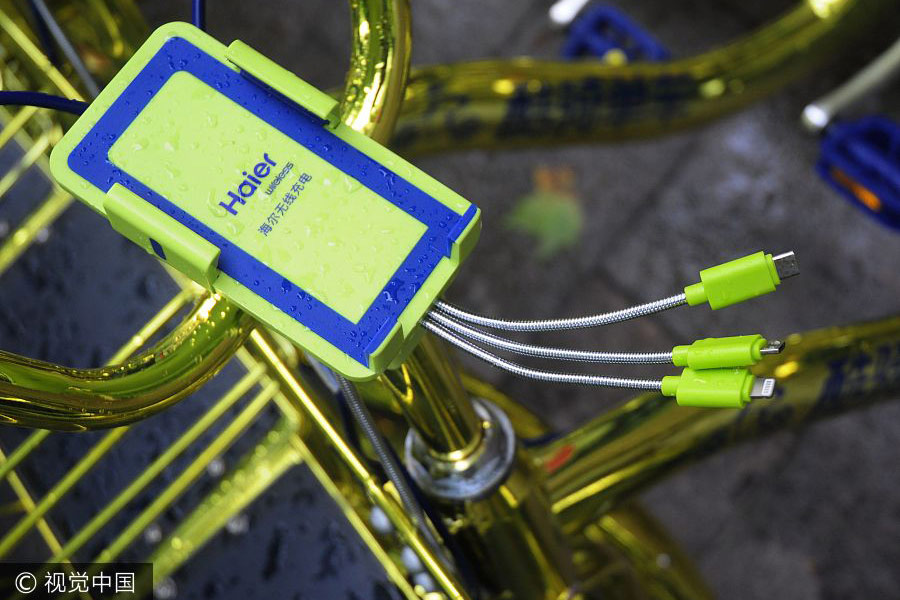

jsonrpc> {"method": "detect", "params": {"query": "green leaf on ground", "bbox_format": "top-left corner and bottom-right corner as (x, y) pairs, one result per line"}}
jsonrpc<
(505, 190), (584, 260)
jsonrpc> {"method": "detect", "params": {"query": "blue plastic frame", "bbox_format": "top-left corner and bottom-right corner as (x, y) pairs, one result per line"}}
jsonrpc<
(68, 36), (477, 366)
(817, 116), (900, 230)
(563, 5), (670, 62)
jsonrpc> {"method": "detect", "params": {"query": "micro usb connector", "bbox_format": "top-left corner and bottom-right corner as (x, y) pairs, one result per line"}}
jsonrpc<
(684, 250), (800, 310)
(772, 251), (800, 280)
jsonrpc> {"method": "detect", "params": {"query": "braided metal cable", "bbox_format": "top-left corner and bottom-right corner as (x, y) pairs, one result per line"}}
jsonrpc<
(433, 293), (688, 332)
(338, 377), (427, 528)
(426, 312), (673, 364)
(423, 321), (663, 391)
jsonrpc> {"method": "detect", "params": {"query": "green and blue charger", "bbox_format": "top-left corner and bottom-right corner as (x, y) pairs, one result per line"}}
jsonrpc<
(50, 22), (481, 381)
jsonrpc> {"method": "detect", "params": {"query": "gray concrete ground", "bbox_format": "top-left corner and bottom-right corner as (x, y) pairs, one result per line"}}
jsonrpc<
(1, 1), (899, 598)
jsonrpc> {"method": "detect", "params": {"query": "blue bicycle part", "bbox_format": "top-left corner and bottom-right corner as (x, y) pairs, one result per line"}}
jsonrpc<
(816, 116), (900, 230)
(562, 5), (669, 62)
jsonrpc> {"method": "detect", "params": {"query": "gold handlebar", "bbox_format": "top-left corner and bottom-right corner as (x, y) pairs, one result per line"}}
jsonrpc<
(0, 293), (254, 430)
(342, 0), (412, 142)
(391, 0), (888, 154)
(0, 0), (412, 429)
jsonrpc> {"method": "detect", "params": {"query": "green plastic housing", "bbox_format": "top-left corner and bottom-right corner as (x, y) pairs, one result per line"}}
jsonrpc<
(48, 23), (481, 380)
(672, 335), (766, 369)
(661, 368), (754, 408)
(684, 251), (781, 310)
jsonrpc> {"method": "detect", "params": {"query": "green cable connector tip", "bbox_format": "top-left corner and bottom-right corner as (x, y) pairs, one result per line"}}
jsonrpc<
(684, 251), (799, 310)
(672, 335), (784, 369)
(661, 368), (777, 408)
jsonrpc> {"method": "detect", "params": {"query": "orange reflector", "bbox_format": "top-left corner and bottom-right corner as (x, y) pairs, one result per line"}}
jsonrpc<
(831, 167), (882, 212)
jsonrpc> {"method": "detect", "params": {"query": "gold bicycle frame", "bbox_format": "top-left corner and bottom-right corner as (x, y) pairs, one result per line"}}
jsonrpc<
(0, 1), (898, 598)
(392, 0), (892, 154)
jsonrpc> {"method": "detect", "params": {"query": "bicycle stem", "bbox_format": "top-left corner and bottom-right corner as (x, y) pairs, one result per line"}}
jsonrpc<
(336, 2), (583, 594)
